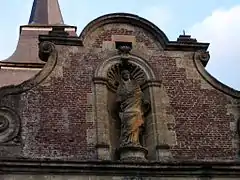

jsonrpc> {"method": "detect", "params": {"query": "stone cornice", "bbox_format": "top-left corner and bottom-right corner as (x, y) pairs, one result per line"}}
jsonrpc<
(39, 35), (83, 46)
(38, 14), (209, 56)
(165, 41), (209, 52)
(0, 62), (45, 69)
(79, 13), (209, 54)
(20, 25), (77, 33)
(0, 159), (240, 177)
(37, 26), (82, 46)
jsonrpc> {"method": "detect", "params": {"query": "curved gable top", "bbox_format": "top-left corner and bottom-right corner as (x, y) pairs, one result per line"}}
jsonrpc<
(79, 13), (169, 48)
(79, 13), (209, 52)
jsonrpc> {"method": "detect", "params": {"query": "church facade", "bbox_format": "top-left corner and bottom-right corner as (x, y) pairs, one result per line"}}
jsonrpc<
(0, 0), (240, 179)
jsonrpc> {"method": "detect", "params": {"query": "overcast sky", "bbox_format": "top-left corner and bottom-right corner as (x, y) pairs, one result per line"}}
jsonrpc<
(0, 0), (239, 90)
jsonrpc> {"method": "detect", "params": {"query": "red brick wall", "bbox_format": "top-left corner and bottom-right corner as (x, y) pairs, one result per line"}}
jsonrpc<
(159, 57), (235, 159)
(0, 23), (238, 160)
(19, 47), (100, 159)
(81, 23), (237, 160)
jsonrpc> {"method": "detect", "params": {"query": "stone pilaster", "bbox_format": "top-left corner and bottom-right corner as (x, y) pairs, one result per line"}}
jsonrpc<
(146, 83), (175, 161)
(93, 78), (111, 160)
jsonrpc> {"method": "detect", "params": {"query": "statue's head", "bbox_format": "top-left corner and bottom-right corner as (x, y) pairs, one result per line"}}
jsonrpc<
(121, 70), (130, 81)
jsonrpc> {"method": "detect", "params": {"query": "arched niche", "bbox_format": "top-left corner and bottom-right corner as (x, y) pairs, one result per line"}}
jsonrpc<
(93, 55), (165, 161)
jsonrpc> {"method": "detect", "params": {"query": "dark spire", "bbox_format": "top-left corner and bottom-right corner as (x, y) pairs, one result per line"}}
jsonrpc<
(28, 0), (64, 25)
(0, 0), (76, 65)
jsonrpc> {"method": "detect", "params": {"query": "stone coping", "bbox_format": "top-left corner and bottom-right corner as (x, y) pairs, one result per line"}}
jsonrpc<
(194, 51), (240, 98)
(0, 62), (45, 69)
(1, 159), (240, 177)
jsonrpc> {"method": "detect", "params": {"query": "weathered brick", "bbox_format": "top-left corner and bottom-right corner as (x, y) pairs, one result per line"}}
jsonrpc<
(0, 16), (239, 162)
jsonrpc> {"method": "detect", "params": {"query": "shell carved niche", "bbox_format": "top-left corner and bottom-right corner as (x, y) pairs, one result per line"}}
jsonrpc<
(107, 63), (146, 91)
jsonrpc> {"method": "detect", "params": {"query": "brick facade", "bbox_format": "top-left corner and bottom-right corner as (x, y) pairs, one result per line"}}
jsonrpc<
(0, 13), (239, 179)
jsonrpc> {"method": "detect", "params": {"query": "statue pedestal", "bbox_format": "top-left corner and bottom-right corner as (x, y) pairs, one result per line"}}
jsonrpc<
(119, 146), (148, 162)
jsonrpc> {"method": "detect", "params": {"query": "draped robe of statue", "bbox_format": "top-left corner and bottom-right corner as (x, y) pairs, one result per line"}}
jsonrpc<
(116, 77), (145, 147)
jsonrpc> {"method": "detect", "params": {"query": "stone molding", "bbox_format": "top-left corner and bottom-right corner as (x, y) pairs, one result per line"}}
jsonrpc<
(237, 118), (240, 138)
(107, 62), (146, 91)
(0, 107), (20, 143)
(193, 51), (240, 98)
(93, 54), (174, 161)
(0, 41), (58, 98)
(39, 35), (83, 46)
(95, 55), (156, 80)
(0, 62), (45, 69)
(79, 13), (209, 52)
(1, 159), (240, 177)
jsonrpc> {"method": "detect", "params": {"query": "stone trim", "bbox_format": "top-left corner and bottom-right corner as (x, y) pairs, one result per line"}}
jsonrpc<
(147, 85), (175, 161)
(0, 62), (45, 69)
(107, 62), (146, 91)
(193, 51), (240, 98)
(21, 27), (76, 32)
(79, 13), (209, 51)
(166, 41), (209, 52)
(94, 55), (172, 161)
(20, 25), (77, 33)
(0, 107), (20, 144)
(112, 35), (136, 44)
(93, 82), (111, 160)
(156, 144), (170, 149)
(141, 80), (161, 90)
(39, 35), (83, 46)
(0, 41), (58, 98)
(1, 159), (240, 177)
(94, 55), (156, 80)
(0, 67), (42, 71)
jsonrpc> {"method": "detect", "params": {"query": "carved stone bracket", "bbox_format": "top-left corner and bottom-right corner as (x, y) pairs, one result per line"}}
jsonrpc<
(39, 41), (56, 62)
(193, 51), (240, 98)
(195, 50), (210, 67)
(0, 41), (57, 100)
(117, 43), (132, 67)
(0, 107), (20, 144)
(118, 45), (132, 55)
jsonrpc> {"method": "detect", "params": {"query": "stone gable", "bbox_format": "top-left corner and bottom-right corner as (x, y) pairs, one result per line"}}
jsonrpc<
(0, 13), (239, 178)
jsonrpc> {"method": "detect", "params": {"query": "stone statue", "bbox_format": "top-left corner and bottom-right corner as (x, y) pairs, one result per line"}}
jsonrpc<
(116, 69), (149, 148)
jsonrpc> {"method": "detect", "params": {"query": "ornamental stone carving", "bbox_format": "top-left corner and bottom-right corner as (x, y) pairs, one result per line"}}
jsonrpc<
(194, 50), (210, 67)
(0, 107), (20, 143)
(116, 69), (150, 148)
(107, 63), (146, 91)
(109, 60), (150, 161)
(39, 41), (56, 62)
